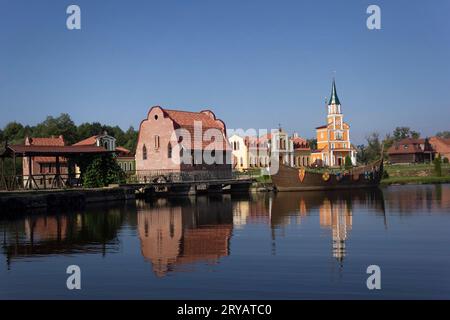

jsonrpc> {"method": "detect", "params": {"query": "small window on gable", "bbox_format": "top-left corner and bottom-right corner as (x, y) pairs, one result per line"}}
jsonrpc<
(143, 145), (147, 160)
(154, 135), (160, 149)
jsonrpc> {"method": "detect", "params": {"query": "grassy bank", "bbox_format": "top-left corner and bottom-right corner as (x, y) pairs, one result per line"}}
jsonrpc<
(382, 163), (450, 186)
(381, 175), (450, 186)
(385, 163), (450, 177)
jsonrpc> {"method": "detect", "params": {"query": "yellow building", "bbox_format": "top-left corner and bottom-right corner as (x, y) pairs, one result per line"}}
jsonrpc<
(311, 79), (356, 167)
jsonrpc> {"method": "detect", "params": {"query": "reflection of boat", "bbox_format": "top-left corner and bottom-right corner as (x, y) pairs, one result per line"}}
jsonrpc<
(271, 158), (383, 192)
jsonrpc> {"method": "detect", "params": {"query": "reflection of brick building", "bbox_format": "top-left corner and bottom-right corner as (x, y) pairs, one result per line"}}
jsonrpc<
(25, 216), (68, 242)
(232, 194), (270, 226)
(137, 198), (233, 277)
(138, 206), (183, 277)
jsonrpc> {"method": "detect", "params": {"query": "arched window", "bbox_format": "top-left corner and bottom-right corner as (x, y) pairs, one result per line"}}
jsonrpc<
(168, 143), (172, 159)
(143, 145), (147, 160)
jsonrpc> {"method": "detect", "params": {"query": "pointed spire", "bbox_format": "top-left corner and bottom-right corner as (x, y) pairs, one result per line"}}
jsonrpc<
(328, 78), (341, 105)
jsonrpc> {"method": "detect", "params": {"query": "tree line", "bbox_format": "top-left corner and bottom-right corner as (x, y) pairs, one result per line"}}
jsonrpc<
(0, 113), (138, 152)
(357, 127), (450, 164)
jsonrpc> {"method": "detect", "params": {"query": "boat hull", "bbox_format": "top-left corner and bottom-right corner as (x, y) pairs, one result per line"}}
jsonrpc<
(271, 160), (383, 192)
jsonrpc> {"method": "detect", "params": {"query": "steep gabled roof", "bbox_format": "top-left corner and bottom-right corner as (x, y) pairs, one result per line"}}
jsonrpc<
(163, 109), (224, 129)
(159, 107), (230, 151)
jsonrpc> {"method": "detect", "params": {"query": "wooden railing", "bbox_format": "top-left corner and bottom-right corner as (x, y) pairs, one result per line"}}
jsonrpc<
(126, 169), (251, 184)
(0, 173), (81, 191)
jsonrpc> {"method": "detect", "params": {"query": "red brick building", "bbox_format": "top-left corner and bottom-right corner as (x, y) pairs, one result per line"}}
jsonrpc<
(136, 106), (231, 178)
(429, 136), (450, 161)
(387, 138), (434, 164)
(22, 136), (68, 187)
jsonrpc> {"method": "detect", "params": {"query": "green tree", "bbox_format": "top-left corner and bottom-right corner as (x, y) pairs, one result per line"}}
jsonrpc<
(344, 155), (352, 169)
(307, 138), (317, 150)
(122, 126), (138, 152)
(3, 122), (25, 143)
(34, 113), (78, 144)
(82, 154), (126, 188)
(392, 127), (420, 141)
(434, 154), (442, 177)
(364, 132), (382, 163)
(356, 144), (367, 164)
(77, 122), (104, 140)
(436, 131), (450, 139)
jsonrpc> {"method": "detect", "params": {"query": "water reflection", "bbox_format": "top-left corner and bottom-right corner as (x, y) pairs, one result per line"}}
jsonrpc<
(2, 185), (450, 279)
(1, 204), (130, 268)
(270, 189), (385, 263)
(384, 184), (450, 214)
(137, 196), (233, 277)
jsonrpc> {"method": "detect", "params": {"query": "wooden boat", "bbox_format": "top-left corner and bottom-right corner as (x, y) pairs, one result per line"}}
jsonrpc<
(271, 158), (383, 192)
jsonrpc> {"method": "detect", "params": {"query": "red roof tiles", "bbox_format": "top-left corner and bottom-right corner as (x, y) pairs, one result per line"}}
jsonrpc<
(388, 138), (434, 155)
(73, 135), (99, 146)
(159, 107), (230, 151)
(25, 136), (66, 163)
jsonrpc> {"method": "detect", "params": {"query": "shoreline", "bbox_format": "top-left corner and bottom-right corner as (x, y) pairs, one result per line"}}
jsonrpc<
(380, 176), (450, 186)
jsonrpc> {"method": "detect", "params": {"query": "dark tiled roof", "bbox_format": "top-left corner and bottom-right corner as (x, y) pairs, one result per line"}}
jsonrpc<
(387, 138), (433, 155)
(5, 145), (111, 156)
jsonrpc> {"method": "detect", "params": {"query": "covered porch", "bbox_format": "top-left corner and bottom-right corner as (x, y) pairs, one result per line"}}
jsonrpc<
(0, 144), (111, 191)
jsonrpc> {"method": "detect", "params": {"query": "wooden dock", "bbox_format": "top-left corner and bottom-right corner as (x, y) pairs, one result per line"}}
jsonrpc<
(124, 178), (254, 197)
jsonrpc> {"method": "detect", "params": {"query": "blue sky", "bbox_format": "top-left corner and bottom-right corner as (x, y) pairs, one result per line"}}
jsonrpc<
(1, 0), (449, 144)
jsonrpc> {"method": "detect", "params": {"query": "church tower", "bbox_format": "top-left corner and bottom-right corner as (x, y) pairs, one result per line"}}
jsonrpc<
(327, 78), (344, 134)
(311, 78), (357, 167)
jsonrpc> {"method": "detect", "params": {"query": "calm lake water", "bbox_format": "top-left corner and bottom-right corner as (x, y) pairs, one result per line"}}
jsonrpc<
(1, 184), (450, 299)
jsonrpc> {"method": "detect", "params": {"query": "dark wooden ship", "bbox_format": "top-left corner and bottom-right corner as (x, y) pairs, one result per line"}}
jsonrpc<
(271, 158), (383, 192)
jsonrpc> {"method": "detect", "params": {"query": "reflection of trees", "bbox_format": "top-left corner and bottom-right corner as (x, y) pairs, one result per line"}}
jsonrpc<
(1, 203), (131, 268)
(137, 196), (233, 277)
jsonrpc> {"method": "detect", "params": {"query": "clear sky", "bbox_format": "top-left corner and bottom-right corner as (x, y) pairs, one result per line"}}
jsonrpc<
(1, 0), (449, 144)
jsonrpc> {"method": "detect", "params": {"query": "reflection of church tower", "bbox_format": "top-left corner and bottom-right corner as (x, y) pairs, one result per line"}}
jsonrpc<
(319, 199), (352, 263)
